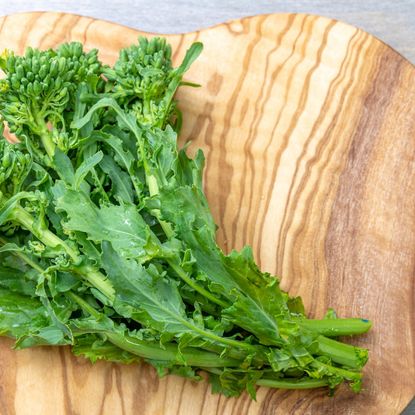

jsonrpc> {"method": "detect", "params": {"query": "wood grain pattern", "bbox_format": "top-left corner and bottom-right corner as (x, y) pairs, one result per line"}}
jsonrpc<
(2, 1), (414, 63)
(0, 11), (414, 415)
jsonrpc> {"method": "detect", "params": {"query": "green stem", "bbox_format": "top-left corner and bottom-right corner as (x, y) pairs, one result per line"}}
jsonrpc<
(91, 168), (110, 203)
(167, 308), (257, 353)
(311, 359), (362, 383)
(12, 205), (79, 261)
(73, 265), (115, 301)
(67, 291), (240, 368)
(0, 237), (44, 274)
(134, 141), (225, 309)
(138, 143), (174, 239)
(256, 377), (328, 389)
(316, 335), (368, 369)
(11, 206), (115, 299)
(35, 118), (56, 160)
(297, 318), (372, 337)
(167, 259), (228, 308)
(203, 367), (329, 390)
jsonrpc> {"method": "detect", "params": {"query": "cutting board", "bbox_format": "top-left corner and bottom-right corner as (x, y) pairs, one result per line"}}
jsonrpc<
(0, 11), (414, 415)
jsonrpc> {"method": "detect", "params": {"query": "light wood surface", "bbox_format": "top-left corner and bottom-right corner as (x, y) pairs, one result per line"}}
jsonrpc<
(1, 0), (414, 63)
(0, 11), (414, 415)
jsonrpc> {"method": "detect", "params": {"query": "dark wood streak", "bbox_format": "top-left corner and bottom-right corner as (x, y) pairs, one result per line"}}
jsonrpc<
(237, 14), (308, 257)
(272, 17), (336, 270)
(174, 376), (188, 415)
(38, 13), (64, 49)
(272, 28), (367, 303)
(62, 15), (82, 44)
(260, 388), (291, 414)
(67, 15), (83, 42)
(101, 363), (118, 415)
(0, 383), (8, 415)
(233, 390), (252, 415)
(0, 15), (8, 37)
(197, 377), (210, 415)
(207, 72), (224, 95)
(0, 339), (15, 415)
(81, 17), (96, 47)
(17, 13), (43, 53)
(38, 13), (65, 49)
(325, 48), (414, 414)
(0, 387), (9, 415)
(59, 348), (75, 415)
(114, 365), (126, 415)
(135, 363), (157, 412)
(325, 46), (405, 302)
(291, 389), (324, 414)
(213, 15), (272, 251)
(231, 13), (296, 252)
(292, 31), (380, 315)
(213, 16), (264, 251)
(230, 13), (267, 248)
(160, 368), (169, 414)
(317, 35), (384, 300)
(172, 34), (185, 61)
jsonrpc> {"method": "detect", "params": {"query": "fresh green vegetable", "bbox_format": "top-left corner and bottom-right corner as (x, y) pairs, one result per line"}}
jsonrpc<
(0, 37), (371, 398)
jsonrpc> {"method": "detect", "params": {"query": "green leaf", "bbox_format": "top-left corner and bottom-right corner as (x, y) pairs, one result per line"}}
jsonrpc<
(54, 186), (159, 261)
(0, 288), (71, 347)
(73, 334), (140, 364)
(100, 155), (134, 203)
(53, 149), (75, 184)
(0, 242), (25, 253)
(208, 368), (262, 399)
(74, 151), (103, 190)
(0, 191), (37, 225)
(72, 97), (141, 140)
(100, 242), (253, 355)
(174, 42), (203, 76)
(92, 130), (135, 173)
(101, 242), (196, 336)
(154, 184), (289, 345)
(0, 256), (37, 296)
(68, 307), (240, 368)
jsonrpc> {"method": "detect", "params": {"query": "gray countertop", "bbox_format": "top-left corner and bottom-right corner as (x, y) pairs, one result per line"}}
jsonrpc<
(0, 0), (414, 63)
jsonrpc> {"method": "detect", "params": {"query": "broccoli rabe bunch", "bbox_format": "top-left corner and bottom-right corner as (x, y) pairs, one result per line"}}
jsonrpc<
(0, 37), (372, 399)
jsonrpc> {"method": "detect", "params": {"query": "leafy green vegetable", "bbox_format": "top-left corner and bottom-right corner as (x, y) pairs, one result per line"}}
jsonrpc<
(0, 37), (371, 399)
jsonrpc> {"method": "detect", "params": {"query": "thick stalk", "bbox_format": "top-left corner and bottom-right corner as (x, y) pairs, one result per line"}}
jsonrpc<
(311, 359), (362, 383)
(34, 116), (56, 160)
(138, 141), (174, 239)
(316, 335), (368, 369)
(73, 265), (115, 300)
(13, 205), (78, 261)
(11, 206), (115, 299)
(297, 318), (372, 337)
(167, 259), (228, 308)
(256, 377), (329, 390)
(39, 131), (56, 161)
(278, 322), (368, 369)
(203, 367), (329, 390)
(68, 292), (240, 368)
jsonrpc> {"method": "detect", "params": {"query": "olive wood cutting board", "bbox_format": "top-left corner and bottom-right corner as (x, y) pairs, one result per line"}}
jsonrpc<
(0, 11), (414, 415)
